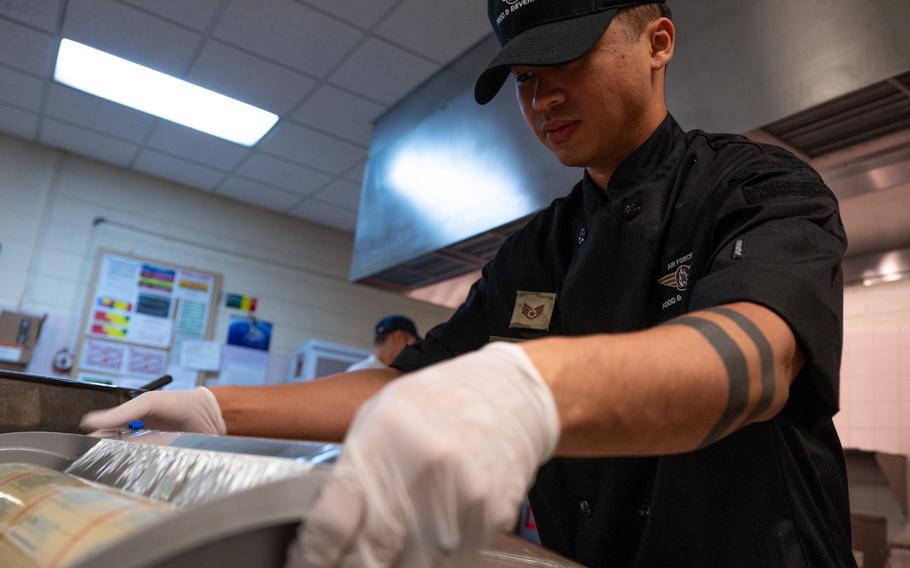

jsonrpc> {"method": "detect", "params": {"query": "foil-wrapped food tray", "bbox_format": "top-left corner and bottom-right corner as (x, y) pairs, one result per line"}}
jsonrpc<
(0, 370), (143, 434)
(0, 432), (583, 568)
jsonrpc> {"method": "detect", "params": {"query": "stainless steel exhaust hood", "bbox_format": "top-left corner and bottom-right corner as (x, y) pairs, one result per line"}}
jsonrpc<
(351, 0), (910, 291)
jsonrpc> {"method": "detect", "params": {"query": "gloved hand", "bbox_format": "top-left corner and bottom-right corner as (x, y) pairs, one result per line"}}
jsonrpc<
(287, 342), (560, 568)
(80, 387), (227, 435)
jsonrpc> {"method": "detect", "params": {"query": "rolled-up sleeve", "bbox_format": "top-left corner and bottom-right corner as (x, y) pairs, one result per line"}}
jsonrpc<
(690, 149), (848, 422)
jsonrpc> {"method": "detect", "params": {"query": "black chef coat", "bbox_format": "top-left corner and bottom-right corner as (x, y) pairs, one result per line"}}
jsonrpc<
(392, 114), (854, 567)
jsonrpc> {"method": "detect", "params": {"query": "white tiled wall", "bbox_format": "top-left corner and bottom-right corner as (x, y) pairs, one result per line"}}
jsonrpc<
(838, 278), (910, 455)
(836, 277), (910, 546)
(0, 132), (455, 374)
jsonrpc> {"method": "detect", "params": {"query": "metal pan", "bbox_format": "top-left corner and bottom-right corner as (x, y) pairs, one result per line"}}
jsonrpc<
(0, 370), (146, 433)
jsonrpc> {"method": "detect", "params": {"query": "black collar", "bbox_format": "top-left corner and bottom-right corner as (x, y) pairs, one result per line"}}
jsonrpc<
(581, 113), (685, 213)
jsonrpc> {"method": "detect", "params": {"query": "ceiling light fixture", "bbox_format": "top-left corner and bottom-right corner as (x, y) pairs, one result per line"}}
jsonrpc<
(54, 39), (278, 146)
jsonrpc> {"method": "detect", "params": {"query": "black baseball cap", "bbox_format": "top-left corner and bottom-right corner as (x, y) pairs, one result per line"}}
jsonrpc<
(475, 0), (666, 104)
(374, 315), (420, 342)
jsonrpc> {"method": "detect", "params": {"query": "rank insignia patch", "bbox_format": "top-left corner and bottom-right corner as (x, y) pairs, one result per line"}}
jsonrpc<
(510, 291), (556, 331)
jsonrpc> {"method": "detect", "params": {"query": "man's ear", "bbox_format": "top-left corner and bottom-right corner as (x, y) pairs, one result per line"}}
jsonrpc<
(649, 17), (675, 70)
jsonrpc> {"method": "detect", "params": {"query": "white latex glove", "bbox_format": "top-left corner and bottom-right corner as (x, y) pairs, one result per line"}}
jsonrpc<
(80, 387), (226, 435)
(288, 342), (560, 568)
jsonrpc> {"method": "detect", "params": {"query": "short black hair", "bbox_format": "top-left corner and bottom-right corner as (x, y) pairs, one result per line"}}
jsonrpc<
(374, 329), (415, 346)
(616, 3), (672, 39)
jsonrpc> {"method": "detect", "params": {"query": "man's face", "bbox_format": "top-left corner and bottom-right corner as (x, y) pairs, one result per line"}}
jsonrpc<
(513, 17), (656, 169)
(376, 330), (417, 365)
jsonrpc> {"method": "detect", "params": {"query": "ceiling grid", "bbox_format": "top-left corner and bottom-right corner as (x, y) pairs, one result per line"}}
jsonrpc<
(0, 0), (491, 233)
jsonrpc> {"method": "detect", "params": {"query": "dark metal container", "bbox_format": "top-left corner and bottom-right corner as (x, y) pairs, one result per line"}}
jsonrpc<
(0, 370), (142, 433)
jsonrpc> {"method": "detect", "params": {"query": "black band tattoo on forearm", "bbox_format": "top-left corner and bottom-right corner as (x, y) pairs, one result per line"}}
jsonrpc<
(706, 307), (775, 422)
(664, 316), (749, 447)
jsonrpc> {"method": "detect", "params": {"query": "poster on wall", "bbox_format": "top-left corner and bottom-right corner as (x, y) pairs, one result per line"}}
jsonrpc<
(213, 345), (269, 386)
(76, 251), (220, 387)
(226, 315), (272, 352)
(172, 270), (217, 352)
(88, 256), (175, 348)
(179, 340), (222, 371)
(79, 337), (168, 380)
(86, 255), (217, 350)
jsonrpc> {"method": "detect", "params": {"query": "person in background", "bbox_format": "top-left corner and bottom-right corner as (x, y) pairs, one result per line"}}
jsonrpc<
(346, 315), (421, 372)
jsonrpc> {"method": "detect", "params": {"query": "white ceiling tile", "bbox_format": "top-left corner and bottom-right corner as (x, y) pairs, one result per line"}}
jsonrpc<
(313, 178), (362, 210)
(45, 84), (155, 143)
(133, 149), (226, 190)
(260, 122), (366, 175)
(0, 0), (62, 33)
(63, 0), (200, 77)
(344, 160), (367, 184)
(236, 153), (331, 195)
(214, 0), (362, 78)
(217, 176), (302, 212)
(375, 0), (490, 64)
(146, 121), (249, 170)
(290, 199), (357, 232)
(0, 65), (45, 111)
(188, 40), (315, 115)
(292, 85), (385, 146)
(329, 37), (439, 105)
(40, 118), (137, 166)
(300, 0), (398, 29)
(0, 103), (38, 140)
(0, 18), (56, 76)
(120, 0), (221, 31)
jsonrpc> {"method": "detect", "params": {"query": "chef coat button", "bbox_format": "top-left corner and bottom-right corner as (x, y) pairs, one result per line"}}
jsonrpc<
(622, 202), (641, 220)
(637, 499), (651, 517)
(579, 499), (593, 518)
(577, 228), (587, 245)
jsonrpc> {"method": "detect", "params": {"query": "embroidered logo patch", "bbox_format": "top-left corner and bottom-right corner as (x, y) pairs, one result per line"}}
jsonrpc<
(659, 252), (694, 291)
(510, 291), (556, 331)
(659, 264), (691, 291)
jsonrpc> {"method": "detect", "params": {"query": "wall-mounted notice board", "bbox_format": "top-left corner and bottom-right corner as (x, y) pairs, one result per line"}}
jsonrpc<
(73, 250), (221, 388)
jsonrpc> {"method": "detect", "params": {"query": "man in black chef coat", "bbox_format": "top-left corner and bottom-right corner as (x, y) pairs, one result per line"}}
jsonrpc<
(84, 2), (855, 566)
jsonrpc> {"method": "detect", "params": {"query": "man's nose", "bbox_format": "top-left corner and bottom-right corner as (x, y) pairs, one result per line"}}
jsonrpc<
(531, 75), (564, 112)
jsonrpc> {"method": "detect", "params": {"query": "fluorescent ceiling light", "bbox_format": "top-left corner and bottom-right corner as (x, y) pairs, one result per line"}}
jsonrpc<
(54, 39), (278, 146)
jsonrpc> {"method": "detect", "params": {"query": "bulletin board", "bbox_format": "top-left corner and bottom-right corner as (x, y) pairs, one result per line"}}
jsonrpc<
(73, 250), (221, 388)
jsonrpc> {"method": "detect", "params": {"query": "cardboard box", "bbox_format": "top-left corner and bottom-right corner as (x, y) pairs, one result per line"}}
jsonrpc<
(0, 310), (45, 369)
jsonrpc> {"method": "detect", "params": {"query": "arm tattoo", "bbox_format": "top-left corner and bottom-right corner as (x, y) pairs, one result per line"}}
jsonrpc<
(664, 316), (749, 447)
(706, 307), (775, 423)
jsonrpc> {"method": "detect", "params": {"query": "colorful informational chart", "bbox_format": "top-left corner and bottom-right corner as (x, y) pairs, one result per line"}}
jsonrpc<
(138, 263), (176, 293)
(99, 297), (132, 312)
(76, 251), (221, 389)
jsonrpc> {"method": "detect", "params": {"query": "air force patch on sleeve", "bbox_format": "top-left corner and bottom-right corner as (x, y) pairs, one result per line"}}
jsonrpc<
(658, 264), (691, 291)
(659, 252), (694, 291)
(510, 290), (557, 331)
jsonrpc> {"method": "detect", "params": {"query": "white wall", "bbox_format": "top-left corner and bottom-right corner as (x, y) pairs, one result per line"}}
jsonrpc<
(837, 278), (910, 454)
(0, 132), (454, 380)
(835, 277), (910, 545)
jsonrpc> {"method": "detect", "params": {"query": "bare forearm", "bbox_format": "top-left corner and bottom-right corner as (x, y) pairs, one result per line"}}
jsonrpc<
(210, 368), (401, 441)
(523, 302), (801, 457)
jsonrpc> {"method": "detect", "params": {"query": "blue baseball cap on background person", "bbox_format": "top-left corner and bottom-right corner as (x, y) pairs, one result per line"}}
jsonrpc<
(374, 315), (420, 342)
(475, 0), (667, 104)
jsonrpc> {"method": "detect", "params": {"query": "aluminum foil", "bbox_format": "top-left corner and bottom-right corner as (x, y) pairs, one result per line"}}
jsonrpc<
(64, 437), (322, 508)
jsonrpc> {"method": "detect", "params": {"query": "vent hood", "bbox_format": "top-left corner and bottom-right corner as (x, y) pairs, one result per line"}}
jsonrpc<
(351, 0), (910, 293)
(763, 71), (910, 158)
